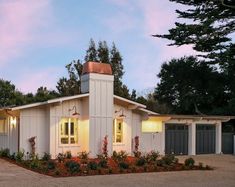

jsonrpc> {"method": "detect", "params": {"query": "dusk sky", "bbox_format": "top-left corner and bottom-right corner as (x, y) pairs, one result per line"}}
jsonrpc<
(0, 0), (197, 94)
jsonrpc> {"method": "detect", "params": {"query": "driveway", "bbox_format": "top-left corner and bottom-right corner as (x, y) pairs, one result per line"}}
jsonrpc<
(0, 155), (235, 187)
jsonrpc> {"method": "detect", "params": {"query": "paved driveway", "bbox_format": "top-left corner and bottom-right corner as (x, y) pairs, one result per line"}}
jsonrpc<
(0, 155), (235, 187)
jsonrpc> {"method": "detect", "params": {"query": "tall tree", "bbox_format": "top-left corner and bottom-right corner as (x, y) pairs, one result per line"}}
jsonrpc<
(84, 39), (98, 62)
(33, 86), (58, 102)
(97, 41), (110, 64)
(154, 56), (227, 114)
(153, 0), (235, 115)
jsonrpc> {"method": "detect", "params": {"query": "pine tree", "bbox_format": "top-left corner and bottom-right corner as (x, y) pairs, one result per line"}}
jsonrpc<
(97, 41), (110, 64)
(84, 39), (98, 62)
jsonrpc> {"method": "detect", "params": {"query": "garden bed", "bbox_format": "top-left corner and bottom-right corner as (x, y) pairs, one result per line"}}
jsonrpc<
(0, 149), (213, 177)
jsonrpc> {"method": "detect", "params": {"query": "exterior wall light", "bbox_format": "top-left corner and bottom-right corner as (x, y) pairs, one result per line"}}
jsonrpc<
(68, 106), (80, 117)
(115, 108), (126, 119)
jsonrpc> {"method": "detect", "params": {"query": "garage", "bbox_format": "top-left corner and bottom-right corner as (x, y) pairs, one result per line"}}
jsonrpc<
(165, 123), (188, 155)
(196, 124), (216, 154)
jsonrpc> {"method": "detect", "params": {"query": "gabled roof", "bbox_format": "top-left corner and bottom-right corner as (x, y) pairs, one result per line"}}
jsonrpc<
(11, 93), (89, 111)
(114, 95), (146, 109)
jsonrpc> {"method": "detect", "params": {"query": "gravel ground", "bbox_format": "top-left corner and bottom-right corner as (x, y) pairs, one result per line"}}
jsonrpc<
(0, 154), (234, 187)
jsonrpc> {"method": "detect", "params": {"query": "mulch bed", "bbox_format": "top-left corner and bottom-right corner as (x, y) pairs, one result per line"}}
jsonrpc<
(0, 156), (212, 178)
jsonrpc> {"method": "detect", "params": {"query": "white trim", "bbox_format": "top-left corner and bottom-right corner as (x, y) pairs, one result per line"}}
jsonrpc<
(138, 108), (159, 115)
(11, 93), (89, 111)
(114, 95), (146, 108)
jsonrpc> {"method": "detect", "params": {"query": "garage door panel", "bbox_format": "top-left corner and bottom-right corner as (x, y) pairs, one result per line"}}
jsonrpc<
(165, 124), (188, 155)
(196, 124), (215, 154)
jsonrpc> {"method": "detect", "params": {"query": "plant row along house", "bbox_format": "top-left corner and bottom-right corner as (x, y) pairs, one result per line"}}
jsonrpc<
(0, 136), (212, 177)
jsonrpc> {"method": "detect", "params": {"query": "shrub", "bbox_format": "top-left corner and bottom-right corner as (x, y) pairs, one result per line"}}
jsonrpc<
(119, 162), (129, 169)
(133, 151), (141, 158)
(112, 150), (128, 162)
(56, 153), (65, 163)
(16, 150), (25, 162)
(146, 151), (160, 163)
(10, 153), (16, 160)
(98, 159), (108, 168)
(78, 151), (89, 160)
(30, 159), (40, 169)
(156, 159), (164, 166)
(136, 157), (146, 166)
(184, 157), (195, 167)
(47, 161), (56, 170)
(162, 154), (175, 165)
(102, 135), (108, 159)
(0, 148), (10, 157)
(87, 161), (98, 170)
(65, 160), (80, 174)
(65, 151), (72, 159)
(199, 162), (203, 169)
(42, 152), (51, 161)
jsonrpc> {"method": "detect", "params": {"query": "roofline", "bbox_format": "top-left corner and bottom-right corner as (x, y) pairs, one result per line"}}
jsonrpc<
(149, 114), (235, 122)
(138, 108), (159, 115)
(114, 95), (146, 108)
(11, 93), (89, 111)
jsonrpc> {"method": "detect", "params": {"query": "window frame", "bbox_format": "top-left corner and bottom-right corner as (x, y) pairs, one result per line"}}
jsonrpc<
(113, 118), (124, 144)
(59, 117), (79, 147)
(0, 118), (7, 135)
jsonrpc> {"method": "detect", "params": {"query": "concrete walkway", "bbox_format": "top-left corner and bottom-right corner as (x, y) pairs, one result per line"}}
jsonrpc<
(0, 155), (234, 187)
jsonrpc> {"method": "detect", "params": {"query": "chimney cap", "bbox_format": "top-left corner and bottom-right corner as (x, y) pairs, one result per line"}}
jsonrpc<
(82, 61), (112, 75)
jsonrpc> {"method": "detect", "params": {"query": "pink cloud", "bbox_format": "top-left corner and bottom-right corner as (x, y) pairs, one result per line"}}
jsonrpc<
(0, 0), (53, 66)
(16, 67), (63, 93)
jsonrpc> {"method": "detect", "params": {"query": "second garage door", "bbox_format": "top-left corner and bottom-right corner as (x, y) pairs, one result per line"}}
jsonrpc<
(165, 123), (188, 155)
(196, 124), (216, 154)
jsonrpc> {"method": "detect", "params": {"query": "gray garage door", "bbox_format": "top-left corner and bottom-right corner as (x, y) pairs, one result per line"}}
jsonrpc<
(222, 133), (234, 154)
(165, 124), (188, 155)
(196, 124), (216, 154)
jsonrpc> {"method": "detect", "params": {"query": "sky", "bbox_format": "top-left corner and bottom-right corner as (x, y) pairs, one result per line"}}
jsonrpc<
(0, 0), (197, 95)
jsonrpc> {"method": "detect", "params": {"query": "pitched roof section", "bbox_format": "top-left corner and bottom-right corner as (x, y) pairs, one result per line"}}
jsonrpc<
(114, 95), (146, 109)
(82, 61), (112, 75)
(11, 93), (89, 110)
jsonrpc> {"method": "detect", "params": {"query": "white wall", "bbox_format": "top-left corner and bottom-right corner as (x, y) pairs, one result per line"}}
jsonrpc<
(20, 107), (49, 156)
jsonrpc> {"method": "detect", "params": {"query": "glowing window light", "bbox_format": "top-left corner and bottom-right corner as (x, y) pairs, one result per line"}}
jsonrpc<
(10, 117), (17, 127)
(142, 120), (163, 133)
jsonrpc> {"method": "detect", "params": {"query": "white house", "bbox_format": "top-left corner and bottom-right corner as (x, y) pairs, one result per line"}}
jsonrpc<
(0, 62), (232, 158)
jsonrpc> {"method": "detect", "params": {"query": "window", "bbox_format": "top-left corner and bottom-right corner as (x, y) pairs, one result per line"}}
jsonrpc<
(60, 118), (78, 145)
(0, 119), (6, 134)
(113, 119), (123, 143)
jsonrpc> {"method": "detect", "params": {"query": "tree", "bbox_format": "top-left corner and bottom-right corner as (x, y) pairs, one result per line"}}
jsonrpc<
(57, 39), (131, 98)
(153, 0), (235, 115)
(56, 60), (83, 96)
(154, 56), (227, 114)
(33, 86), (58, 102)
(0, 79), (24, 107)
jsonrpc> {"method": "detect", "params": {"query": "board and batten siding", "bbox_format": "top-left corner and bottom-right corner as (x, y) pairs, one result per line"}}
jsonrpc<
(49, 97), (89, 158)
(19, 107), (49, 156)
(0, 112), (18, 153)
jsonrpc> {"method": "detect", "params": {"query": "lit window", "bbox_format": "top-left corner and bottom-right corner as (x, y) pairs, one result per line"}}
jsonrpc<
(60, 118), (78, 145)
(113, 119), (123, 143)
(0, 119), (6, 134)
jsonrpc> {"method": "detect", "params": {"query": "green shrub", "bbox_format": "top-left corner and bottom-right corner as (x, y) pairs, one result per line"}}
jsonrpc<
(146, 151), (160, 163)
(112, 150), (128, 162)
(119, 162), (129, 169)
(65, 151), (72, 159)
(78, 151), (89, 160)
(0, 148), (10, 157)
(136, 157), (146, 166)
(156, 159), (164, 166)
(10, 153), (16, 160)
(87, 161), (98, 170)
(162, 154), (175, 165)
(56, 153), (65, 163)
(47, 161), (56, 170)
(42, 152), (51, 161)
(199, 162), (203, 169)
(98, 159), (108, 168)
(65, 160), (80, 174)
(133, 151), (141, 158)
(30, 159), (40, 169)
(184, 157), (195, 167)
(16, 150), (25, 162)
(54, 169), (60, 176)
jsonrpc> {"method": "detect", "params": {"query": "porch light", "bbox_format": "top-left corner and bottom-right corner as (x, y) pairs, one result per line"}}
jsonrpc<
(115, 108), (126, 119)
(10, 117), (17, 127)
(142, 120), (163, 133)
(68, 106), (80, 117)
